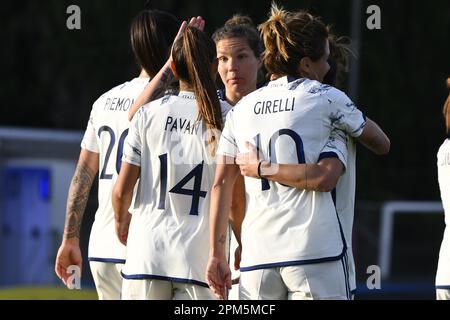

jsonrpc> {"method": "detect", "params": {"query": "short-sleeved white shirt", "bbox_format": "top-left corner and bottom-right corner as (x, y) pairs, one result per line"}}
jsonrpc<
(217, 76), (366, 271)
(81, 77), (149, 262)
(121, 91), (232, 287)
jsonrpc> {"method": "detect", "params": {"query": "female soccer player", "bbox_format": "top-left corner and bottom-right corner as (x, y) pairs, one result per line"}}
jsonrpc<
(112, 26), (231, 300)
(235, 34), (390, 299)
(126, 15), (264, 294)
(206, 4), (389, 300)
(54, 9), (179, 300)
(213, 15), (263, 106)
(436, 77), (450, 300)
(212, 14), (263, 293)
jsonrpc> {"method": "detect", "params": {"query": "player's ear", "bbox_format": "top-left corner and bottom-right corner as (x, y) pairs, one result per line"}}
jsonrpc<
(170, 61), (179, 80)
(298, 57), (312, 78)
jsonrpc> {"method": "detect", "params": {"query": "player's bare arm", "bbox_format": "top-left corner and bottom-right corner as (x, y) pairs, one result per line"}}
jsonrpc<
(261, 159), (343, 192)
(229, 174), (245, 247)
(112, 162), (140, 245)
(207, 156), (239, 299)
(64, 151), (98, 239)
(236, 142), (344, 192)
(358, 117), (390, 155)
(229, 174), (245, 274)
(55, 149), (98, 286)
(128, 62), (175, 121)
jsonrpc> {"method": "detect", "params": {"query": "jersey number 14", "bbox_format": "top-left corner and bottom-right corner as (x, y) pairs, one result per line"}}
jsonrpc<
(158, 154), (207, 216)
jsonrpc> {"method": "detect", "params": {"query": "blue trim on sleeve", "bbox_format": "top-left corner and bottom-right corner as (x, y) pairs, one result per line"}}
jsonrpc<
(121, 272), (209, 288)
(352, 120), (367, 135)
(88, 257), (126, 264)
(318, 152), (339, 162)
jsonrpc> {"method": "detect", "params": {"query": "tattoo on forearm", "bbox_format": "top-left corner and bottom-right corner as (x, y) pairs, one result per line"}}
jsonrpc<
(64, 163), (95, 239)
(149, 68), (174, 101)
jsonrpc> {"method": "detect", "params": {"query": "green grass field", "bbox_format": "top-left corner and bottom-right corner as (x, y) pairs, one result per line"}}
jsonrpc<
(0, 286), (98, 300)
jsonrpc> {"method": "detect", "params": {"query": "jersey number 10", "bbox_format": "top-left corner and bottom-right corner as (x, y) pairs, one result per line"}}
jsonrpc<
(255, 129), (305, 191)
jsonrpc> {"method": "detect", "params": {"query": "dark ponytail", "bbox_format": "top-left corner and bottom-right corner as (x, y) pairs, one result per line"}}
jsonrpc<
(130, 10), (179, 78)
(172, 27), (223, 155)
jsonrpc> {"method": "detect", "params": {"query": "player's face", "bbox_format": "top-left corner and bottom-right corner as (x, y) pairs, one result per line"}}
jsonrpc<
(308, 39), (331, 83)
(216, 37), (261, 98)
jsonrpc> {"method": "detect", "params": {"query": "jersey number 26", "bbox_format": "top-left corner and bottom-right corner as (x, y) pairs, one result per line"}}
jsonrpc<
(98, 126), (129, 179)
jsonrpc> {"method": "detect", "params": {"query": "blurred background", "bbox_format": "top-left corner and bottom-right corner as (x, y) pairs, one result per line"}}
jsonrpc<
(0, 0), (449, 299)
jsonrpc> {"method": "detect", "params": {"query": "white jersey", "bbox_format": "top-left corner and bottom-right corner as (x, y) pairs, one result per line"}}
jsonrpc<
(436, 138), (450, 287)
(322, 130), (357, 293)
(121, 91), (232, 288)
(217, 76), (366, 271)
(81, 77), (149, 262)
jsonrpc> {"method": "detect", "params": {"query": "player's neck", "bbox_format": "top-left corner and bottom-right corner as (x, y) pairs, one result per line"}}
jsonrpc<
(226, 86), (256, 106)
(179, 81), (193, 93)
(226, 91), (243, 106)
(138, 69), (149, 79)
